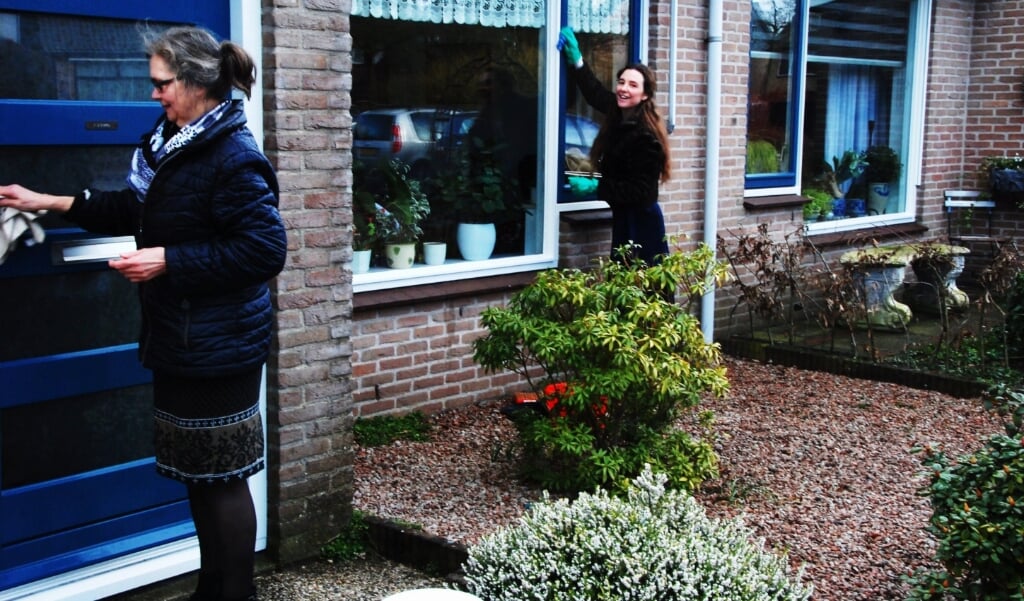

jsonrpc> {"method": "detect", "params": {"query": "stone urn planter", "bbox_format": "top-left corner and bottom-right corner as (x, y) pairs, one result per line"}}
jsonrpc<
(840, 247), (915, 331)
(905, 244), (970, 315)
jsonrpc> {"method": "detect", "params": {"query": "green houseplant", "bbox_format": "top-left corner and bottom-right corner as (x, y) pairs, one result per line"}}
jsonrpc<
(863, 145), (901, 215)
(802, 188), (832, 221)
(431, 137), (533, 261)
(863, 145), (901, 183)
(359, 159), (430, 268)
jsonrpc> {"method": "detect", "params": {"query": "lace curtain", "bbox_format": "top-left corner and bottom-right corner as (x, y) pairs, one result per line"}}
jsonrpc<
(351, 0), (629, 33)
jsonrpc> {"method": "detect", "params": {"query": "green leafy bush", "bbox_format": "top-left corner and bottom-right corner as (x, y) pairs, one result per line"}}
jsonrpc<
(908, 432), (1024, 600)
(463, 466), (812, 601)
(472, 244), (729, 492)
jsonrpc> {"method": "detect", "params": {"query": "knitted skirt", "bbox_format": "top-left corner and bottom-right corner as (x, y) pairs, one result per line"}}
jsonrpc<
(152, 368), (265, 484)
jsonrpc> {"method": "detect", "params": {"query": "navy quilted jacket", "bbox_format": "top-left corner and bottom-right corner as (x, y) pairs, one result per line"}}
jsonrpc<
(66, 100), (287, 377)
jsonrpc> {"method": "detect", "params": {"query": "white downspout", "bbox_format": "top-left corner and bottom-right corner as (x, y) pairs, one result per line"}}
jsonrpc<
(667, 0), (679, 133)
(700, 0), (723, 343)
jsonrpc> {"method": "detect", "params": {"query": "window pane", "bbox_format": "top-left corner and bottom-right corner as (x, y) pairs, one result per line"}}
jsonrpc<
(562, 32), (629, 200)
(803, 1), (909, 218)
(747, 1), (797, 181)
(0, 12), (176, 102)
(351, 14), (544, 263)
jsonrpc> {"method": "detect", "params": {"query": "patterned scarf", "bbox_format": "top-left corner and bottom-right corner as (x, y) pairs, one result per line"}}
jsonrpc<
(127, 100), (231, 202)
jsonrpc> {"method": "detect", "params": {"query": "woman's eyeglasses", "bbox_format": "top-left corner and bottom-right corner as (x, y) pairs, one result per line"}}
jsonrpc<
(151, 77), (176, 92)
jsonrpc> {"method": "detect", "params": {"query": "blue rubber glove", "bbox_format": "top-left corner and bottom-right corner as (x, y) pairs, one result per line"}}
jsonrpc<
(568, 175), (598, 197)
(558, 27), (583, 68)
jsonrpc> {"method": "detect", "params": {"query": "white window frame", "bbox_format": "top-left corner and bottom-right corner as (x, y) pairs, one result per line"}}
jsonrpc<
(352, 0), (647, 293)
(745, 0), (933, 237)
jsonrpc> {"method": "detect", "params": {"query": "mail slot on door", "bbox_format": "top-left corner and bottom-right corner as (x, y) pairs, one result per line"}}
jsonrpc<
(52, 236), (137, 265)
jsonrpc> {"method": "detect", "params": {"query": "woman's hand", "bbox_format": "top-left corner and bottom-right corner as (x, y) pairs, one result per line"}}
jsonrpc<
(0, 184), (74, 213)
(558, 27), (583, 67)
(109, 247), (167, 283)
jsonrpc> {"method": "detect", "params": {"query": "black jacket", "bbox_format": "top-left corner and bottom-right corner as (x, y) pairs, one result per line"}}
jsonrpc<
(66, 100), (287, 377)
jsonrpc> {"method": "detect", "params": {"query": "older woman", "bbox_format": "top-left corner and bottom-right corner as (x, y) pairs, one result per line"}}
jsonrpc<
(0, 26), (286, 601)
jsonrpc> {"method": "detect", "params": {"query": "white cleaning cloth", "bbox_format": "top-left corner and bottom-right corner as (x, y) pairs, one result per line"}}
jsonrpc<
(0, 207), (47, 264)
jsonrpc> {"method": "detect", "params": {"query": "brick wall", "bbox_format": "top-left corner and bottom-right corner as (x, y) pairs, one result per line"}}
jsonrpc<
(922, 1), (1024, 263)
(351, 294), (527, 416)
(262, 0), (356, 563)
(962, 0), (1024, 243)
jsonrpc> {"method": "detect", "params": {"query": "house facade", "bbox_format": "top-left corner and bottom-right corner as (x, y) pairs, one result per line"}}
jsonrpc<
(0, 0), (1020, 598)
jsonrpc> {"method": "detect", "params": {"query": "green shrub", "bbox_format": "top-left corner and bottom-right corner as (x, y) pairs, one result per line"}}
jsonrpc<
(746, 140), (780, 174)
(1004, 272), (1024, 365)
(463, 466), (812, 601)
(353, 411), (431, 447)
(908, 434), (1024, 600)
(472, 244), (730, 492)
(322, 510), (370, 561)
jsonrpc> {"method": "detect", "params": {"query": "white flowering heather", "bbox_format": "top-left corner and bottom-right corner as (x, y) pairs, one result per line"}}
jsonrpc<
(463, 467), (811, 601)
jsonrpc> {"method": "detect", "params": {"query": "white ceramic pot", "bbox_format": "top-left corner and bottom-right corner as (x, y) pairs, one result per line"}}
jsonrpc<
(456, 223), (496, 261)
(422, 241), (447, 265)
(352, 249), (372, 274)
(867, 182), (890, 215)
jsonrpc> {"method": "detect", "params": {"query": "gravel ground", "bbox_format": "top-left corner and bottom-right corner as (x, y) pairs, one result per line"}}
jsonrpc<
(259, 356), (1004, 600)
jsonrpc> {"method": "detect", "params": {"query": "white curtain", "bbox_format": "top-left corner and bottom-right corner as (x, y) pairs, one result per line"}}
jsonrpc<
(568, 0), (630, 34)
(825, 64), (879, 194)
(351, 0), (544, 27)
(351, 0), (629, 33)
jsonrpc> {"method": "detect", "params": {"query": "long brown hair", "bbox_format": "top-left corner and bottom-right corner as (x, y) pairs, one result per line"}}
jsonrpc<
(589, 63), (672, 182)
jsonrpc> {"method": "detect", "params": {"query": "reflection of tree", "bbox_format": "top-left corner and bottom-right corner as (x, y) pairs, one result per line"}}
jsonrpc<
(748, 0), (796, 152)
(752, 0), (796, 42)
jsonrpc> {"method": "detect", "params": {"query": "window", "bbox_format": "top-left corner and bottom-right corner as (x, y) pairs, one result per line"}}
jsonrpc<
(350, 0), (635, 290)
(746, 0), (931, 229)
(747, 0), (800, 188)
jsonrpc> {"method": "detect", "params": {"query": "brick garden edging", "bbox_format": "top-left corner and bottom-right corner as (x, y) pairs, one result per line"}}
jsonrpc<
(720, 338), (987, 399)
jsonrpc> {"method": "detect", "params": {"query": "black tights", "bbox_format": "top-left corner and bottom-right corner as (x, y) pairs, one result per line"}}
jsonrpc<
(188, 479), (257, 601)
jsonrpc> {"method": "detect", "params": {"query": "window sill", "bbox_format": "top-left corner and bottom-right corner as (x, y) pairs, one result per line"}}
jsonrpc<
(353, 271), (537, 311)
(743, 194), (807, 210)
(803, 221), (928, 248)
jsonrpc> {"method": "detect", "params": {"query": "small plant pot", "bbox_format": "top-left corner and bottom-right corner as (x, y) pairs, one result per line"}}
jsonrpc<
(422, 242), (447, 266)
(385, 243), (416, 269)
(353, 249), (372, 274)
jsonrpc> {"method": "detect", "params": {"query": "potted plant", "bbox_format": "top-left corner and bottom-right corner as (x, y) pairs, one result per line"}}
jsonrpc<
(862, 145), (901, 215)
(802, 188), (832, 222)
(352, 168), (382, 273)
(820, 149), (867, 218)
(431, 137), (533, 261)
(357, 159), (430, 269)
(979, 154), (1024, 208)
